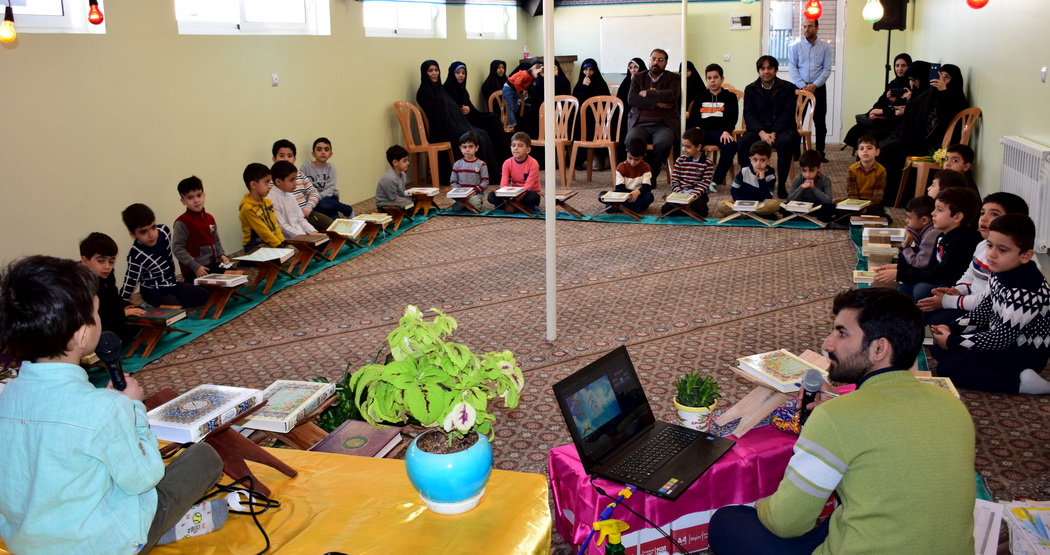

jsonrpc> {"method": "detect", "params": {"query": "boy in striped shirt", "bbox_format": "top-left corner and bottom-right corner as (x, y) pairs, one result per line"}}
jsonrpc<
(659, 128), (715, 218)
(449, 132), (489, 211)
(119, 203), (209, 308)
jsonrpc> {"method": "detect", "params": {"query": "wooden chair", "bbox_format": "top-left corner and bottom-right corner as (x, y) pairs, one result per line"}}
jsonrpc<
(700, 86), (744, 187)
(894, 106), (983, 207)
(488, 90), (516, 134)
(392, 101), (455, 189)
(532, 95), (579, 188)
(569, 95), (624, 185)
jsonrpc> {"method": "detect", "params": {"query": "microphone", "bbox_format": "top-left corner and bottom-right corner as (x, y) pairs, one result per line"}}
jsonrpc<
(798, 368), (823, 427)
(96, 331), (126, 391)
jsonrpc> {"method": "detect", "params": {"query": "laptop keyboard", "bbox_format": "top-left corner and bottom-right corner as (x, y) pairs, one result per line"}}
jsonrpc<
(609, 426), (702, 482)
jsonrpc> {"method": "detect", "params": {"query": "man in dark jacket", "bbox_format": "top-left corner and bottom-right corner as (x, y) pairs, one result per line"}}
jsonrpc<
(738, 55), (799, 197)
(626, 48), (681, 181)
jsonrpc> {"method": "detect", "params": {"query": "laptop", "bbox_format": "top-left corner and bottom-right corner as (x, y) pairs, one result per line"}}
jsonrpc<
(552, 346), (736, 500)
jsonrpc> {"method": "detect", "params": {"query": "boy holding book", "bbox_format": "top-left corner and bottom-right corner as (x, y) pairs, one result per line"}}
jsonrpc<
(80, 232), (144, 344)
(599, 138), (655, 214)
(660, 128), (715, 218)
(239, 162), (287, 250)
(721, 140), (780, 217)
(919, 192), (1030, 325)
(0, 255), (224, 553)
(272, 139), (338, 228)
(449, 132), (489, 211)
(375, 145), (415, 209)
(786, 149), (834, 220)
(172, 176), (230, 281)
(845, 134), (887, 216)
(873, 187), (982, 301)
(270, 161), (323, 238)
(488, 132), (541, 213)
(300, 137), (355, 220)
(120, 203), (210, 308)
(900, 195), (937, 269)
(931, 214), (1050, 395)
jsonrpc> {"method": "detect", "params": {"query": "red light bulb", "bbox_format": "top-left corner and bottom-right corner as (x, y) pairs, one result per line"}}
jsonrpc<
(966, 0), (988, 8)
(87, 0), (104, 25)
(804, 0), (823, 20)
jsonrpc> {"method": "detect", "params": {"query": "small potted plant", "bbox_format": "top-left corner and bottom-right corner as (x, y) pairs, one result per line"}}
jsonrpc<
(673, 371), (721, 431)
(347, 305), (524, 514)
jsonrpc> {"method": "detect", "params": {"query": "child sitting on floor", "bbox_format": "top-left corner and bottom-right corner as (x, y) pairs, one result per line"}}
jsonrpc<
(0, 255), (225, 553)
(272, 139), (337, 229)
(931, 214), (1050, 395)
(239, 162), (286, 250)
(919, 192), (1031, 325)
(120, 203), (210, 308)
(172, 176), (230, 282)
(79, 232), (144, 345)
(900, 195), (937, 269)
(488, 132), (541, 213)
(721, 140), (779, 217)
(300, 137), (353, 221)
(786, 149), (834, 220)
(943, 144), (978, 192)
(845, 134), (887, 216)
(375, 145), (415, 210)
(660, 127), (715, 218)
(271, 161), (324, 239)
(449, 132), (489, 211)
(599, 138), (655, 214)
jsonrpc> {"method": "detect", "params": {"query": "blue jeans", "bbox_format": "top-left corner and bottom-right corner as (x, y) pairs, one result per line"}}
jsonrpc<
(316, 195), (355, 219)
(898, 281), (935, 301)
(709, 505), (830, 555)
(502, 84), (520, 127)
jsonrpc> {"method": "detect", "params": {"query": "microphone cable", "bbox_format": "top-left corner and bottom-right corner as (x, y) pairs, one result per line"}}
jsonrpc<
(588, 475), (690, 555)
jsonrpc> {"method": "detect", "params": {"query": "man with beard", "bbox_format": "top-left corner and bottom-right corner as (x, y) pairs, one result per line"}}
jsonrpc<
(626, 48), (681, 181)
(708, 288), (976, 554)
(739, 55), (799, 198)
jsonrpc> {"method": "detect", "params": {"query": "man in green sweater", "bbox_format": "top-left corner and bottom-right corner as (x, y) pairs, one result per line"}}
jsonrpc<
(709, 288), (975, 554)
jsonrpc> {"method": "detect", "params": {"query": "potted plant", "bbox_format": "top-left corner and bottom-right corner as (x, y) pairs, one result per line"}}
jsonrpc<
(347, 305), (524, 514)
(673, 371), (721, 431)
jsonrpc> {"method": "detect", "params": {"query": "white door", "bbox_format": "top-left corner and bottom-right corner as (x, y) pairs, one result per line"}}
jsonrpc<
(760, 0), (845, 144)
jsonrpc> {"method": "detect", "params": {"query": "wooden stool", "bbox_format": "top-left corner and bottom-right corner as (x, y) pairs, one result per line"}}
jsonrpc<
(248, 396), (339, 450)
(146, 389), (297, 497)
(124, 322), (191, 359)
(249, 259), (295, 295)
(198, 271), (251, 320)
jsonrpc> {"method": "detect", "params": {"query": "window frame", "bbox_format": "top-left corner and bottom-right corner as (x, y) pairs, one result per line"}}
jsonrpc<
(174, 0), (330, 36)
(361, 0), (447, 39)
(463, 1), (516, 41)
(8, 0), (106, 35)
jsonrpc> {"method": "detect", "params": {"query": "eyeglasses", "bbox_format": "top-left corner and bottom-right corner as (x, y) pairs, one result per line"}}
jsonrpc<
(650, 57), (666, 62)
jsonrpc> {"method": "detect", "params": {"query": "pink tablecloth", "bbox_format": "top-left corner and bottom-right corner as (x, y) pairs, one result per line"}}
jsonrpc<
(549, 424), (798, 554)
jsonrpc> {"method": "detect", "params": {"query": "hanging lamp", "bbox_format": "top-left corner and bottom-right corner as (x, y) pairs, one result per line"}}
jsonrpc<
(804, 0), (823, 20)
(0, 4), (15, 44)
(966, 0), (989, 8)
(87, 0), (104, 25)
(862, 0), (884, 23)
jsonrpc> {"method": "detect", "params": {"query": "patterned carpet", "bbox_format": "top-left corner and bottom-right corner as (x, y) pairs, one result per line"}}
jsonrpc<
(131, 146), (1050, 553)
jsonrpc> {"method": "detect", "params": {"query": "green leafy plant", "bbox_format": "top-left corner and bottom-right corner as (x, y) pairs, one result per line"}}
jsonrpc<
(347, 306), (525, 447)
(309, 362), (366, 433)
(675, 371), (721, 408)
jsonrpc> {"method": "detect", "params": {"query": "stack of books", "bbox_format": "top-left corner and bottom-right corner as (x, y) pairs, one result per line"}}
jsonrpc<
(193, 274), (249, 287)
(862, 227), (906, 243)
(783, 201), (816, 214)
(735, 349), (828, 393)
(601, 192), (631, 203)
(852, 270), (877, 284)
(147, 384), (264, 442)
(240, 380), (336, 433)
(850, 215), (888, 227)
(731, 200), (759, 212)
(446, 188), (475, 199)
(128, 306), (186, 326)
(327, 219), (366, 240)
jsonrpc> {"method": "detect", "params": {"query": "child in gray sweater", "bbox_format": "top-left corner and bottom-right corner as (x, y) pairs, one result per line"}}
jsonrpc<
(375, 145), (414, 208)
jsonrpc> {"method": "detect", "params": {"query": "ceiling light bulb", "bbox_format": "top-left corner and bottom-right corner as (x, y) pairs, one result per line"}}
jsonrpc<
(0, 6), (15, 44)
(87, 0), (104, 25)
(863, 0), (884, 23)
(804, 0), (823, 20)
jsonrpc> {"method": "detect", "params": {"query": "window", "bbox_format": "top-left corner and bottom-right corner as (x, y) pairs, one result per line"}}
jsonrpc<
(464, 2), (515, 40)
(8, 0), (106, 34)
(174, 0), (330, 36)
(362, 0), (446, 39)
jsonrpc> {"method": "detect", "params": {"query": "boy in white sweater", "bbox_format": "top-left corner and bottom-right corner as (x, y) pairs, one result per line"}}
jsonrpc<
(270, 160), (322, 238)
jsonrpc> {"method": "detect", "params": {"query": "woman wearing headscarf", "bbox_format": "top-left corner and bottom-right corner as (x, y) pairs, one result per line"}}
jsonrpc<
(843, 53), (912, 149)
(516, 61), (571, 146)
(443, 61), (510, 161)
(616, 57), (647, 160)
(415, 60), (500, 185)
(572, 58), (611, 170)
(683, 61), (705, 130)
(480, 59), (508, 112)
(878, 62), (968, 201)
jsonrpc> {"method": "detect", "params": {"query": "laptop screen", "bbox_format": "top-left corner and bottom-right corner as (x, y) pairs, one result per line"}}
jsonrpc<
(553, 346), (655, 469)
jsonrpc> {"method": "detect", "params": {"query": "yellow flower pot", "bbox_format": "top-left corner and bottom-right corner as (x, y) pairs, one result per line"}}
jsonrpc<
(673, 396), (717, 432)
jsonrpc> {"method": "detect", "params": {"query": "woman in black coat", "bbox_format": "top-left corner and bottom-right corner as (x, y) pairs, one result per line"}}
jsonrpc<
(480, 59), (507, 111)
(572, 58), (612, 169)
(843, 53), (912, 149)
(683, 61), (705, 130)
(443, 61), (510, 161)
(615, 57), (647, 160)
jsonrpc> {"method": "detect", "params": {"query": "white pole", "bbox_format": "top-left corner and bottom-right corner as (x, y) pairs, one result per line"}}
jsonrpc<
(680, 0), (688, 139)
(543, 0), (557, 341)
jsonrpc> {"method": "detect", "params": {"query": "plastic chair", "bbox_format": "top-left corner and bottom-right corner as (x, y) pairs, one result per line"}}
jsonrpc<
(532, 95), (579, 187)
(795, 89), (816, 152)
(392, 101), (455, 189)
(568, 95), (624, 184)
(488, 90), (515, 134)
(894, 106), (982, 207)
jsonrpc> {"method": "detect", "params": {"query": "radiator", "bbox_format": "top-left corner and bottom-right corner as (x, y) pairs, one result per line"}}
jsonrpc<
(1000, 136), (1050, 253)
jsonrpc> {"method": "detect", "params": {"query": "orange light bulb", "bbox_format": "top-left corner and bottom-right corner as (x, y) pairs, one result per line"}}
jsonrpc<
(0, 6), (15, 44)
(87, 0), (104, 25)
(966, 0), (988, 8)
(804, 0), (823, 20)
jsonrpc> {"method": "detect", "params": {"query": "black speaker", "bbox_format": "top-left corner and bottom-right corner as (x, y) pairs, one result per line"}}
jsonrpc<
(520, 0), (542, 17)
(873, 0), (908, 31)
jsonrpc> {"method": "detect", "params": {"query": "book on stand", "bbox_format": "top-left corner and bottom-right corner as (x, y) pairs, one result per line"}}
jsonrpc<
(862, 227), (906, 243)
(554, 189), (576, 201)
(128, 306), (187, 326)
(601, 192), (631, 203)
(240, 380), (337, 433)
(352, 213), (394, 225)
(736, 349), (829, 393)
(446, 187), (476, 199)
(665, 192), (697, 204)
(327, 219), (366, 240)
(836, 198), (872, 211)
(147, 384), (264, 443)
(309, 419), (404, 459)
(286, 233), (330, 246)
(234, 248), (296, 264)
(731, 200), (760, 212)
(784, 201), (815, 213)
(193, 274), (249, 287)
(404, 187), (440, 197)
(495, 186), (525, 197)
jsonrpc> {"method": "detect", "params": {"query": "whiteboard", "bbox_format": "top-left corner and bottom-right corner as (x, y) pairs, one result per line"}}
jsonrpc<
(600, 14), (684, 76)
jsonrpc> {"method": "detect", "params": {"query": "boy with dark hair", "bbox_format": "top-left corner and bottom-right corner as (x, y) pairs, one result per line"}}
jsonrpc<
(80, 232), (144, 344)
(376, 145), (414, 208)
(925, 169), (969, 200)
(721, 140), (780, 217)
(696, 63), (739, 185)
(502, 61), (543, 127)
(238, 162), (286, 249)
(172, 176), (230, 281)
(660, 127), (714, 217)
(300, 137), (355, 220)
(0, 255), (224, 553)
(845, 134), (887, 215)
(920, 192), (1031, 325)
(932, 214), (1050, 395)
(271, 161), (321, 238)
(449, 131), (488, 211)
(489, 132), (541, 213)
(600, 137), (655, 214)
(786, 149), (834, 220)
(272, 139), (338, 228)
(120, 203), (209, 308)
(943, 144), (978, 191)
(900, 195), (937, 268)
(873, 187), (983, 301)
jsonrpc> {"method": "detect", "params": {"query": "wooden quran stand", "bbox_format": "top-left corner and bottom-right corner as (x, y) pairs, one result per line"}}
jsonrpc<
(322, 230), (364, 261)
(409, 191), (437, 217)
(714, 350), (830, 438)
(248, 395), (339, 450)
(124, 306), (191, 359)
(380, 205), (413, 230)
(551, 190), (586, 220)
(285, 236), (329, 276)
(654, 199), (706, 224)
(447, 191), (482, 214)
(197, 271), (251, 320)
(249, 257), (295, 295)
(717, 208), (774, 227)
(146, 388), (297, 497)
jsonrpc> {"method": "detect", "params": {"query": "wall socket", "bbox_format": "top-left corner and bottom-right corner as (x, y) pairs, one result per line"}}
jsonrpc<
(723, 55), (731, 62)
(271, 74), (279, 87)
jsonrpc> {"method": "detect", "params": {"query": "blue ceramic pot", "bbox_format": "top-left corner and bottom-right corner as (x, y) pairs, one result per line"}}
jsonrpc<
(404, 430), (493, 514)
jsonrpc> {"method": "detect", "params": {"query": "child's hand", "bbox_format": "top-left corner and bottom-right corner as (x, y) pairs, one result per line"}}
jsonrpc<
(302, 207), (311, 218)
(109, 374), (145, 401)
(873, 266), (897, 282)
(930, 325), (951, 349)
(802, 179), (814, 189)
(917, 289), (946, 312)
(124, 306), (146, 317)
(720, 131), (735, 143)
(220, 255), (231, 264)
(195, 266), (210, 278)
(627, 189), (641, 202)
(931, 286), (961, 296)
(755, 169), (766, 179)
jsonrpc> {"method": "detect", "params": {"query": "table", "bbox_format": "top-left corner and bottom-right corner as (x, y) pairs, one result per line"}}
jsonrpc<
(549, 424), (797, 554)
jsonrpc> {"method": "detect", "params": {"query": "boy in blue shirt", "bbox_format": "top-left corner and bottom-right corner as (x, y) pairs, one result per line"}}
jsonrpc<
(0, 255), (223, 553)
(720, 141), (780, 217)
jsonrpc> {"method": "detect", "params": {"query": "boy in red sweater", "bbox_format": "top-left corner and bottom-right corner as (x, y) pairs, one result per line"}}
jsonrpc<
(488, 132), (541, 213)
(172, 176), (230, 282)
